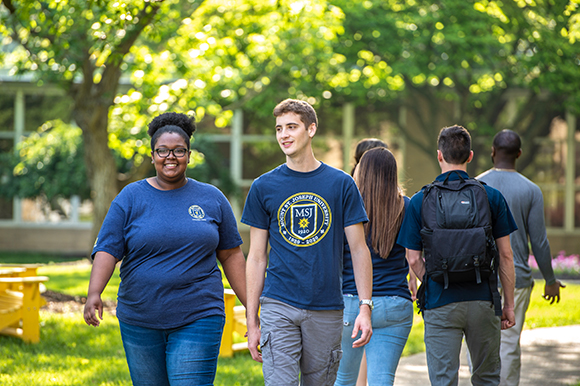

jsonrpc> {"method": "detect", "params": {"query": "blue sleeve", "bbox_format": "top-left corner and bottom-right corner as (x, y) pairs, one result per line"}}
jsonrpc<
(486, 186), (518, 239)
(343, 177), (369, 227)
(91, 198), (126, 260)
(241, 179), (270, 229)
(396, 191), (424, 251)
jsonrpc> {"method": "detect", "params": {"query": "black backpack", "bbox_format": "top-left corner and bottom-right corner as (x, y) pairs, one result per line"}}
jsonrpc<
(419, 171), (501, 315)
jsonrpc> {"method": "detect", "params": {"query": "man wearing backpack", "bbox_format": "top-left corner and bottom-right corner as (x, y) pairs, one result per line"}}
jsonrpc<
(398, 125), (517, 386)
(477, 129), (565, 386)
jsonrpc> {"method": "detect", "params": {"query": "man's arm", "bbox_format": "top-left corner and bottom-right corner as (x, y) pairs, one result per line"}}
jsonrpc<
(406, 249), (425, 281)
(527, 189), (565, 303)
(496, 235), (516, 330)
(344, 223), (372, 348)
(408, 267), (418, 301)
(245, 227), (269, 363)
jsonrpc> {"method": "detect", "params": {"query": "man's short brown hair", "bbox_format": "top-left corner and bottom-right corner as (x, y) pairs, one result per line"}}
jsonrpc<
(273, 99), (318, 129)
(437, 125), (471, 164)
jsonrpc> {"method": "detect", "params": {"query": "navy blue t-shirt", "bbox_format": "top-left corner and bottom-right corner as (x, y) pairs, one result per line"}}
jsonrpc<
(241, 163), (368, 311)
(92, 178), (243, 329)
(343, 196), (412, 301)
(397, 170), (517, 309)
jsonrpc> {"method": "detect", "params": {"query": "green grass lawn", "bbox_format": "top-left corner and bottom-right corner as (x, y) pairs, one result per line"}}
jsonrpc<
(1, 257), (579, 385)
(0, 252), (82, 265)
(38, 260), (120, 302)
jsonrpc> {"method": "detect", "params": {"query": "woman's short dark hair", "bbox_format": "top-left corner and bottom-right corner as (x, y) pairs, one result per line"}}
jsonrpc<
(147, 112), (196, 150)
(273, 99), (318, 129)
(437, 125), (471, 164)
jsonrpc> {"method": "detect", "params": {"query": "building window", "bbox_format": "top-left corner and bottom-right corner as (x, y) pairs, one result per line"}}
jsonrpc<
(0, 87), (83, 223)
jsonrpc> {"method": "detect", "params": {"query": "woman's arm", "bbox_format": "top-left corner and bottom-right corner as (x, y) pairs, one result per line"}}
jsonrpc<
(84, 251), (119, 327)
(406, 249), (425, 281)
(217, 246), (247, 308)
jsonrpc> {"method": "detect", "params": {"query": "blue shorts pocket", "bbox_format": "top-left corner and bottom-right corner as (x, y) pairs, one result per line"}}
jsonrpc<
(372, 296), (413, 328)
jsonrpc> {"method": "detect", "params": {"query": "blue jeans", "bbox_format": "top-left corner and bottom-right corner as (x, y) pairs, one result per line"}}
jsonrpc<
(335, 294), (413, 386)
(119, 315), (225, 386)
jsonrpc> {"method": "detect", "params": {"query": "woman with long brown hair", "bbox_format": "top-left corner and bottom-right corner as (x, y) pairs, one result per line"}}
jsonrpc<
(335, 147), (414, 386)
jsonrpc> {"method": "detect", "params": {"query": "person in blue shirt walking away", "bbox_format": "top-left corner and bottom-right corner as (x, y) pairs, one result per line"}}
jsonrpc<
(242, 98), (373, 386)
(397, 125), (517, 386)
(335, 147), (414, 386)
(84, 112), (247, 386)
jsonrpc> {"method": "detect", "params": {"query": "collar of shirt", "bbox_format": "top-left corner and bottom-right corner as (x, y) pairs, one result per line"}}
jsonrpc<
(435, 170), (470, 182)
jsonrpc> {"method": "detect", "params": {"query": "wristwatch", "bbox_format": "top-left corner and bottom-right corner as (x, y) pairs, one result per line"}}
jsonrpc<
(359, 299), (374, 311)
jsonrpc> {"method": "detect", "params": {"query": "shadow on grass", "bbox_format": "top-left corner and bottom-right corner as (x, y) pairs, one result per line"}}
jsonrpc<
(0, 252), (85, 265)
(0, 312), (130, 385)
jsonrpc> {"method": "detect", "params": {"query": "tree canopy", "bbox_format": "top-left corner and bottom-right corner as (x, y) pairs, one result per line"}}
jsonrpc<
(327, 0), (580, 172)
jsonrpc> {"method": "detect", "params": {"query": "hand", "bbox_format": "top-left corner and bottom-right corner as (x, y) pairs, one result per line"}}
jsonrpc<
(351, 306), (372, 348)
(247, 324), (263, 363)
(543, 280), (565, 304)
(501, 306), (516, 330)
(83, 293), (103, 327)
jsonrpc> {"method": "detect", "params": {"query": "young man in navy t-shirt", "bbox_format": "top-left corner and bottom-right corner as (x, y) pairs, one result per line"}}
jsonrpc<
(242, 99), (373, 385)
(398, 125), (517, 386)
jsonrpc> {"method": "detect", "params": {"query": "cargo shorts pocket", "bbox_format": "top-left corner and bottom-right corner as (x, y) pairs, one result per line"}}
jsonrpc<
(325, 348), (343, 384)
(260, 332), (274, 382)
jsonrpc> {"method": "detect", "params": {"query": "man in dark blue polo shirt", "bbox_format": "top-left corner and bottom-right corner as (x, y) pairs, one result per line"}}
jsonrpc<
(398, 125), (517, 386)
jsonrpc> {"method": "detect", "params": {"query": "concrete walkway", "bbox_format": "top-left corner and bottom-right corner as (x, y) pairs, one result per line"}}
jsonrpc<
(394, 325), (580, 386)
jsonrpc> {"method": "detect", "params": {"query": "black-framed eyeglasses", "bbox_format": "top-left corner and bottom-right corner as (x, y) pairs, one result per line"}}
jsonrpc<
(154, 148), (188, 158)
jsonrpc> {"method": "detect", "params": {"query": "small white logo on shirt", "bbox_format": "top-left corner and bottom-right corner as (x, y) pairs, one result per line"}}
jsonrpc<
(189, 205), (205, 220)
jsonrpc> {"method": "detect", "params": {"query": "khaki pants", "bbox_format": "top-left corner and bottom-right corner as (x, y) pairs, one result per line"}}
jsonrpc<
(499, 285), (533, 386)
(424, 301), (501, 386)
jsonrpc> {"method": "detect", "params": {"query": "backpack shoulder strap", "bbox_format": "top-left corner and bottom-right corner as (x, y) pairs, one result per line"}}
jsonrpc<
(421, 182), (438, 227)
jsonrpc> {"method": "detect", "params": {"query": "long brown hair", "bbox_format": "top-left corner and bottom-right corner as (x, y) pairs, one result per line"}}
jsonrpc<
(354, 147), (405, 258)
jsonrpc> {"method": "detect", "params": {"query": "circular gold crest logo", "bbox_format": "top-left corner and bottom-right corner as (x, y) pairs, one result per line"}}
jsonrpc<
(278, 192), (331, 247)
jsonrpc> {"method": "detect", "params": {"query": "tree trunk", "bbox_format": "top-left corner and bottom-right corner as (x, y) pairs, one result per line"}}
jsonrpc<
(72, 100), (118, 256)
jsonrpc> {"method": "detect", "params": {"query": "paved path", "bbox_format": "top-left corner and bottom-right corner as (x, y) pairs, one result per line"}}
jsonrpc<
(394, 325), (580, 386)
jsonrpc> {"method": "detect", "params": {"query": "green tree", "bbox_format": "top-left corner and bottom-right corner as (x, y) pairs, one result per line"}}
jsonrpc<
(0, 0), (205, 247)
(108, 0), (345, 130)
(0, 120), (90, 218)
(0, 0), (345, 252)
(328, 0), (580, 173)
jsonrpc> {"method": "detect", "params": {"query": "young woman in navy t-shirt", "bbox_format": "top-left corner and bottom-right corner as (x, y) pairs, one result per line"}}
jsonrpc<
(84, 112), (246, 385)
(335, 147), (414, 386)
